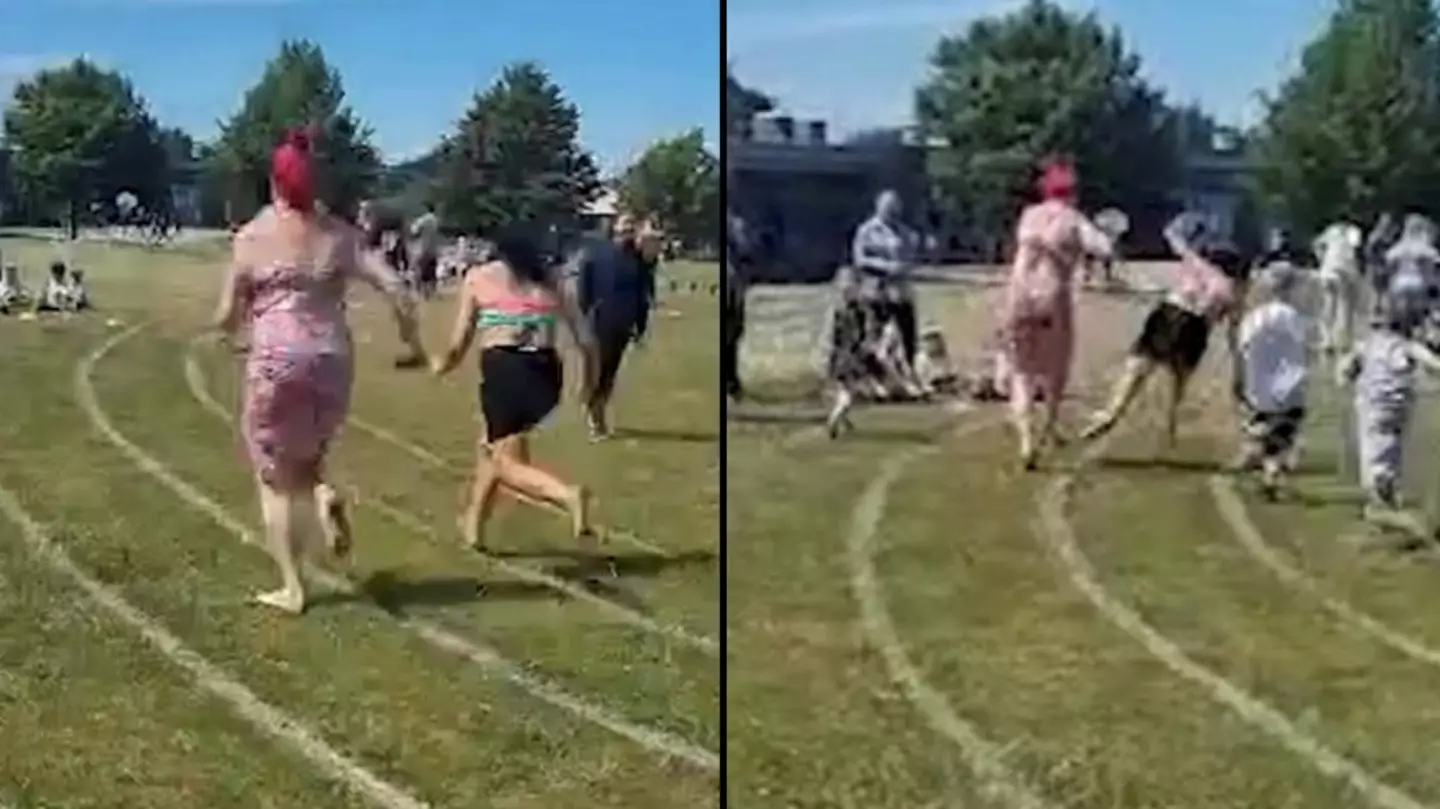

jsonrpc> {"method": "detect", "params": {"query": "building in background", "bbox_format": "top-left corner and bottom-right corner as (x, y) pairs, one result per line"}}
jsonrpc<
(1171, 125), (1250, 246)
(728, 116), (933, 282)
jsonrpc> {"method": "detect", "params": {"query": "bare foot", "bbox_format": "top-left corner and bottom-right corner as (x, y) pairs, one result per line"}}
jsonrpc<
(456, 512), (485, 552)
(317, 486), (352, 559)
(569, 486), (595, 544)
(1079, 413), (1115, 441)
(253, 588), (305, 615)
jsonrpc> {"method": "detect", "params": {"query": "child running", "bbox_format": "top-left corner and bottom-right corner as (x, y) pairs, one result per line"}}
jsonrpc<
(1337, 298), (1440, 530)
(1232, 264), (1309, 499)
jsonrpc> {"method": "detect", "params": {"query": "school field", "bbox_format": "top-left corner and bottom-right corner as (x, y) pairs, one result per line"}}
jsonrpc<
(0, 234), (719, 809)
(728, 271), (1440, 809)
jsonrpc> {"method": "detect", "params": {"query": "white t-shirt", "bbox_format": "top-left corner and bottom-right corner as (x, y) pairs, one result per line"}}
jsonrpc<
(1315, 222), (1361, 279)
(1238, 300), (1309, 412)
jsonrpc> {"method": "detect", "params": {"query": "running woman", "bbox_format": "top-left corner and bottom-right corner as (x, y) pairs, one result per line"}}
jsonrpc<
(211, 128), (427, 615)
(430, 229), (599, 552)
(1003, 158), (1114, 469)
(1080, 214), (1252, 447)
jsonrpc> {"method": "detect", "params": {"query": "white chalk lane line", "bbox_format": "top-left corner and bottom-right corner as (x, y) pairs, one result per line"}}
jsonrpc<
(79, 324), (718, 773)
(0, 481), (430, 809)
(180, 340), (720, 658)
(1036, 384), (1426, 809)
(845, 412), (1054, 809)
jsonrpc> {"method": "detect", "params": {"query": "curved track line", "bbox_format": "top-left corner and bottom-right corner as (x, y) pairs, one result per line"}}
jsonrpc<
(845, 413), (1052, 809)
(181, 339), (720, 656)
(1211, 473), (1440, 667)
(181, 339), (719, 657)
(346, 413), (670, 556)
(1037, 408), (1424, 809)
(365, 498), (720, 656)
(0, 484), (431, 809)
(79, 324), (719, 773)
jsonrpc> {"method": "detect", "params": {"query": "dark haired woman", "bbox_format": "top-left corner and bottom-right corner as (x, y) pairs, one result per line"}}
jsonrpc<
(1080, 216), (1253, 446)
(431, 231), (600, 552)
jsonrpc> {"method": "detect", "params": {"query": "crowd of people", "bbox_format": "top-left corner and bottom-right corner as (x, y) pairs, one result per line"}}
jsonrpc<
(727, 156), (1440, 537)
(0, 252), (92, 316)
(211, 128), (664, 615)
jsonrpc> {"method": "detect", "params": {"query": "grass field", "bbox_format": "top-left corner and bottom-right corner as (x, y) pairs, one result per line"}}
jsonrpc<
(0, 235), (719, 809)
(727, 272), (1440, 809)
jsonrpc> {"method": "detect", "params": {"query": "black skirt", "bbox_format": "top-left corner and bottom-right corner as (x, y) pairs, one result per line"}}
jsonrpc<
(479, 346), (563, 442)
(1133, 301), (1211, 372)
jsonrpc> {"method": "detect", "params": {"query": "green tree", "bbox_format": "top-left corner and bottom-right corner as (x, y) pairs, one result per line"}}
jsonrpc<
(726, 69), (774, 136)
(914, 0), (1179, 252)
(431, 61), (601, 236)
(1250, 0), (1440, 234)
(208, 39), (380, 221)
(2, 58), (168, 236)
(616, 128), (718, 248)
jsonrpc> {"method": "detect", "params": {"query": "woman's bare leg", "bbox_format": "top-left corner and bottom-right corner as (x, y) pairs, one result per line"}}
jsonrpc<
(459, 446), (502, 551)
(1164, 368), (1192, 448)
(489, 433), (595, 546)
(1010, 373), (1037, 468)
(1082, 355), (1154, 439)
(253, 474), (308, 614)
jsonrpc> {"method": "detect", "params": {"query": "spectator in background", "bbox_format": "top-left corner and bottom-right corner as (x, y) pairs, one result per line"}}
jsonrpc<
(573, 213), (654, 440)
(409, 202), (442, 298)
(851, 189), (919, 365)
(724, 209), (753, 402)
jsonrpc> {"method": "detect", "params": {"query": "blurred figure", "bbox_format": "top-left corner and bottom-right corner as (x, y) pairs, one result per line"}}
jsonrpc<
(35, 261), (84, 312)
(1233, 263), (1309, 499)
(409, 202), (442, 298)
(851, 190), (919, 364)
(1312, 218), (1364, 355)
(1337, 296), (1440, 530)
(1003, 158), (1113, 469)
(724, 209), (753, 402)
(1082, 213), (1250, 450)
(573, 213), (654, 440)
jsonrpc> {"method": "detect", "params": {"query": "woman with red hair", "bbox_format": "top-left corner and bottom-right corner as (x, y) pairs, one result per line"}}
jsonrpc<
(211, 128), (427, 614)
(1003, 157), (1115, 469)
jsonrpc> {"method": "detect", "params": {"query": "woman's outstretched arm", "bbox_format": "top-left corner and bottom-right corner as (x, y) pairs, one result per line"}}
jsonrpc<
(431, 267), (480, 377)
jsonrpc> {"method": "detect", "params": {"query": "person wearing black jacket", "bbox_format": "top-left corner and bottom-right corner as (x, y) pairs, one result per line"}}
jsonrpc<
(724, 209), (751, 401)
(574, 214), (655, 439)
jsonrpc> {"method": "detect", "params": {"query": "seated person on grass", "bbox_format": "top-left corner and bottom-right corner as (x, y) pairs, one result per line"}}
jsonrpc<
(0, 263), (32, 313)
(35, 261), (87, 313)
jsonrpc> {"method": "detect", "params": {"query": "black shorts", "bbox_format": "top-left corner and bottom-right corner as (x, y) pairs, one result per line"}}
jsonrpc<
(1133, 301), (1212, 372)
(479, 347), (563, 442)
(1242, 407), (1306, 459)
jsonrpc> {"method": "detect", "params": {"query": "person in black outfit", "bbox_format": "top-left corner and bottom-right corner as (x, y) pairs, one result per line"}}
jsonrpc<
(574, 214), (654, 439)
(724, 209), (752, 401)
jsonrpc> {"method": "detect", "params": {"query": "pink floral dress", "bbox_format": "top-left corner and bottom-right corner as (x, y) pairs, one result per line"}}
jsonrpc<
(237, 262), (354, 487)
(1004, 201), (1113, 402)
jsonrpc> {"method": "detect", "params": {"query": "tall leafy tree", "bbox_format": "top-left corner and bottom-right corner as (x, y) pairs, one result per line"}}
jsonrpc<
(1250, 0), (1440, 234)
(914, 0), (1179, 252)
(726, 69), (774, 136)
(616, 128), (718, 248)
(431, 61), (601, 236)
(208, 39), (380, 221)
(2, 58), (168, 235)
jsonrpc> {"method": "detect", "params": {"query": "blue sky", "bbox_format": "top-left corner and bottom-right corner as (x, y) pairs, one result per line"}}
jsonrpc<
(0, 0), (719, 172)
(728, 0), (1334, 137)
